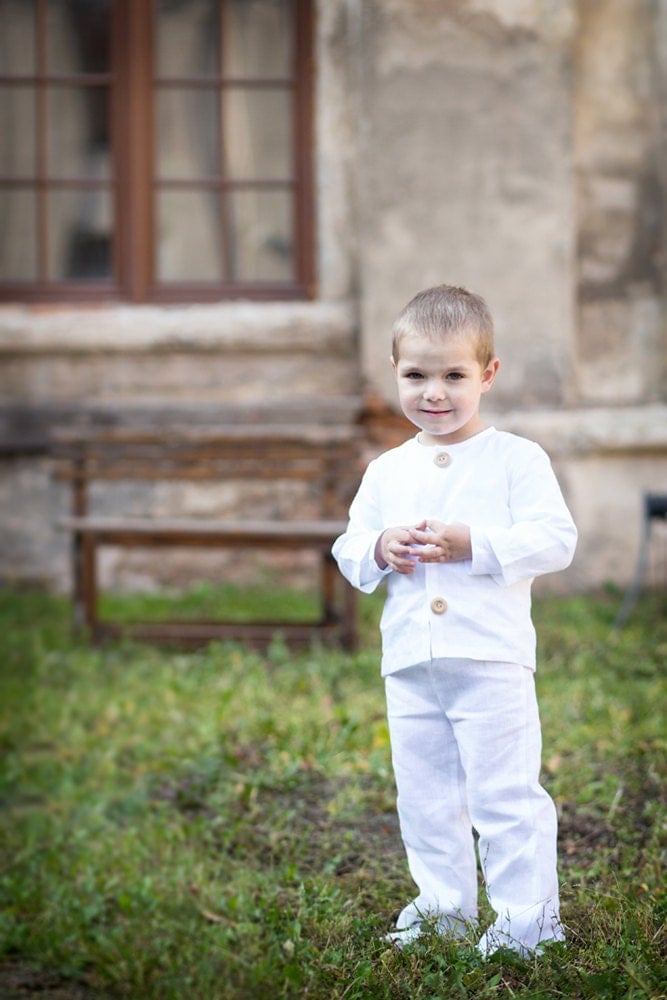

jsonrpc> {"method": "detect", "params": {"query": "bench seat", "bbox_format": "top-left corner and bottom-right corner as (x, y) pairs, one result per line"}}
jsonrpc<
(57, 516), (348, 546)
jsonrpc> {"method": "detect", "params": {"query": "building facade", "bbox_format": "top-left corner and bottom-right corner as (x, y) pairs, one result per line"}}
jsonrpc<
(1, 0), (666, 593)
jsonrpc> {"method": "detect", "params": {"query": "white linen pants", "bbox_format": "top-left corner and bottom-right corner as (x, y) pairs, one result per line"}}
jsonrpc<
(385, 658), (564, 954)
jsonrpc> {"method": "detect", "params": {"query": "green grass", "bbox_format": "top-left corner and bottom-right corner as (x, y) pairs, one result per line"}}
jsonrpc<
(0, 584), (665, 999)
(99, 580), (322, 623)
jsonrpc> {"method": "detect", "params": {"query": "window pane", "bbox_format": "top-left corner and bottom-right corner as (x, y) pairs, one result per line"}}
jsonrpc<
(156, 190), (223, 281)
(0, 189), (37, 279)
(46, 0), (111, 74)
(48, 188), (113, 279)
(224, 89), (291, 180)
(0, 0), (36, 74)
(156, 0), (219, 78)
(0, 0), (310, 299)
(47, 86), (111, 179)
(156, 89), (220, 180)
(224, 0), (293, 79)
(0, 87), (36, 176)
(229, 189), (292, 281)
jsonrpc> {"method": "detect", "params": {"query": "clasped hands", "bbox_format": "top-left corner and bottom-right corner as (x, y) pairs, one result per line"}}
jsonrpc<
(375, 519), (472, 574)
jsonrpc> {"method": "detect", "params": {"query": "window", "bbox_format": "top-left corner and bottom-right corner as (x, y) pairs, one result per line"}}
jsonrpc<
(0, 0), (315, 302)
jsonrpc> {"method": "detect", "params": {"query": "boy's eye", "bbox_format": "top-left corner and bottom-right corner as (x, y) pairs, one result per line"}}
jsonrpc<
(446, 372), (464, 380)
(404, 371), (424, 380)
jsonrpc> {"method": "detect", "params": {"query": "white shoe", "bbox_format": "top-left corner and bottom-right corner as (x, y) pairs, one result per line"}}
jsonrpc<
(383, 923), (424, 949)
(477, 929), (528, 959)
(477, 929), (564, 960)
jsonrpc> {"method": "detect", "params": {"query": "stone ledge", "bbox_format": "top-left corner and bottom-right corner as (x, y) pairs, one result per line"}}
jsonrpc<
(489, 404), (667, 456)
(0, 300), (357, 355)
(0, 396), (365, 454)
(360, 395), (667, 457)
(2, 397), (665, 460)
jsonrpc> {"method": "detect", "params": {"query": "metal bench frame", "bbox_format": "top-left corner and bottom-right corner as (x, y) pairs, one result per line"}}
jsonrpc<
(613, 491), (667, 628)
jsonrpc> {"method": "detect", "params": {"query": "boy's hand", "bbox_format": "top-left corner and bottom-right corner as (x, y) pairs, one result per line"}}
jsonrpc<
(375, 526), (421, 574)
(407, 519), (472, 563)
(375, 520), (472, 572)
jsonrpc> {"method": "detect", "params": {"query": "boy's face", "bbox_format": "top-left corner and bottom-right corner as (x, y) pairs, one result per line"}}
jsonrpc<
(391, 331), (499, 446)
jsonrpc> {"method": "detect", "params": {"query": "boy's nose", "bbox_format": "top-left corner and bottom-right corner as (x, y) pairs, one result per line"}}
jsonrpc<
(424, 379), (446, 400)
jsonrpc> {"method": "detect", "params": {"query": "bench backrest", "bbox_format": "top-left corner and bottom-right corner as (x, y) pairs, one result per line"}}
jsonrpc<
(53, 427), (361, 520)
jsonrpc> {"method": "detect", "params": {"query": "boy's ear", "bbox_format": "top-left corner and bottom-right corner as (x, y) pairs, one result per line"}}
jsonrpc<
(390, 355), (397, 375)
(480, 358), (500, 393)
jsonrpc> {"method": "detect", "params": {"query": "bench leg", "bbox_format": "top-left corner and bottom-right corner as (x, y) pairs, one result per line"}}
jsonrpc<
(82, 535), (99, 641)
(322, 552), (337, 624)
(322, 553), (357, 650)
(72, 532), (85, 632)
(342, 581), (358, 651)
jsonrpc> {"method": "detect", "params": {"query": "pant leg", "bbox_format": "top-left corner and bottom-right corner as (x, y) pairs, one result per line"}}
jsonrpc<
(385, 664), (478, 933)
(431, 659), (563, 954)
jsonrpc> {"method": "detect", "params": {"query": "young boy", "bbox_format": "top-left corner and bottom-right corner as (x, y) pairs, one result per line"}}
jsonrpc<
(332, 285), (577, 956)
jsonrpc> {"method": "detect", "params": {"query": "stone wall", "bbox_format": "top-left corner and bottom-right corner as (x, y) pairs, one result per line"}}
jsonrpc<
(354, 0), (577, 407)
(0, 301), (357, 406)
(574, 0), (666, 405)
(350, 0), (667, 593)
(1, 0), (666, 597)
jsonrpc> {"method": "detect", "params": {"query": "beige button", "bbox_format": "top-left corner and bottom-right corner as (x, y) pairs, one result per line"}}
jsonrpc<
(430, 597), (448, 615)
(434, 452), (451, 468)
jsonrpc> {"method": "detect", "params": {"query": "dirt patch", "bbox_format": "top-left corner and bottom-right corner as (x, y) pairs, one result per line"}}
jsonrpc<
(156, 761), (664, 878)
(557, 751), (665, 871)
(0, 964), (114, 999)
(11, 758), (660, 996)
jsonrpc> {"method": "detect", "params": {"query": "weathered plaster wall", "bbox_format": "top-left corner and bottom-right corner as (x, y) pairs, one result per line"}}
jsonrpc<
(0, 302), (356, 404)
(355, 0), (577, 407)
(574, 0), (666, 405)
(0, 0), (360, 411)
(0, 2), (361, 589)
(350, 0), (667, 594)
(1, 0), (667, 596)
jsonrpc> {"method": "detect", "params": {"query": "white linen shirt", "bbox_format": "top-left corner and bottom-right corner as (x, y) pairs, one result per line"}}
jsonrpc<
(332, 427), (577, 675)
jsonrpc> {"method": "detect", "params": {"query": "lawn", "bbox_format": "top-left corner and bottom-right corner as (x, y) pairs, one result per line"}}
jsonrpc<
(0, 585), (664, 999)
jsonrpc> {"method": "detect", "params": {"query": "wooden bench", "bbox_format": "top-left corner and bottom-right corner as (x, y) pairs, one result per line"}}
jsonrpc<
(53, 427), (360, 650)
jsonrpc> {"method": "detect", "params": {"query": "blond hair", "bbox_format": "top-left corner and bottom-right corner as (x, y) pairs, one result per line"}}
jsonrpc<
(391, 284), (495, 367)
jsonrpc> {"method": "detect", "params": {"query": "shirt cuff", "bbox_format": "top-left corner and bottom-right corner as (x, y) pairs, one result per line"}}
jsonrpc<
(470, 526), (504, 578)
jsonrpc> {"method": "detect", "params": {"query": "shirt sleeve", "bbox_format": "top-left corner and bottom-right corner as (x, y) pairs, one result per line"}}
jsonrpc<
(332, 463), (393, 593)
(469, 444), (577, 587)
